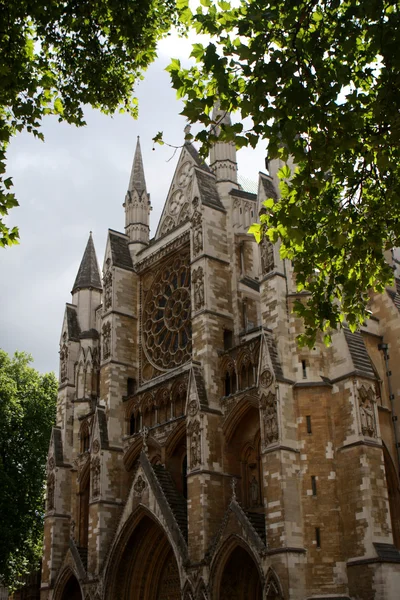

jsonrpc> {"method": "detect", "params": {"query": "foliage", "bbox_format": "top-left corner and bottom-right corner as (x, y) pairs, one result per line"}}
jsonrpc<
(167, 0), (400, 345)
(0, 0), (177, 247)
(0, 350), (57, 589)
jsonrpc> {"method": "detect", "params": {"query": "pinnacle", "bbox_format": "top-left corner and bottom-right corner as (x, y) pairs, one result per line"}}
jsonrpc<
(72, 232), (102, 293)
(128, 136), (147, 196)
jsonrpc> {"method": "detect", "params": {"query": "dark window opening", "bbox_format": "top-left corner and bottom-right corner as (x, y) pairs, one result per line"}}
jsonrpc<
(127, 378), (136, 396)
(302, 360), (307, 378)
(129, 413), (136, 436)
(311, 476), (317, 496)
(306, 415), (312, 434)
(224, 329), (233, 350)
(315, 527), (321, 548)
(224, 372), (231, 396)
(182, 455), (188, 499)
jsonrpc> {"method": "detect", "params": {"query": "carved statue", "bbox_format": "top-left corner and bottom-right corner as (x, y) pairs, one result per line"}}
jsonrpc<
(359, 386), (376, 437)
(91, 456), (101, 498)
(249, 475), (259, 507)
(193, 267), (204, 310)
(261, 238), (274, 274)
(103, 259), (112, 311)
(60, 342), (68, 383)
(47, 472), (55, 511)
(262, 392), (279, 445)
(102, 322), (111, 359)
(188, 420), (201, 469)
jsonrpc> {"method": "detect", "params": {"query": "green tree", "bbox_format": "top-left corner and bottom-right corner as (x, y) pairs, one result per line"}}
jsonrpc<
(0, 350), (57, 589)
(167, 0), (400, 345)
(0, 0), (176, 247)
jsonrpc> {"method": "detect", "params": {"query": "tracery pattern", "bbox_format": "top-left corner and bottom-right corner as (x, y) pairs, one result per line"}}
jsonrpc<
(142, 252), (192, 371)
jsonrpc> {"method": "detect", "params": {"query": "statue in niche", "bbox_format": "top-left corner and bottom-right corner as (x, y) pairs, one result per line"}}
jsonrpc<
(249, 475), (259, 507)
(91, 456), (101, 498)
(102, 322), (111, 359)
(192, 198), (203, 256)
(193, 267), (204, 310)
(261, 238), (274, 274)
(262, 392), (279, 445)
(60, 332), (68, 382)
(103, 259), (112, 311)
(359, 385), (376, 437)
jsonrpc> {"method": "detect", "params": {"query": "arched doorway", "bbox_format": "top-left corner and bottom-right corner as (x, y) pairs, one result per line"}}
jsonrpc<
(60, 574), (83, 600)
(107, 513), (181, 600)
(218, 545), (262, 600)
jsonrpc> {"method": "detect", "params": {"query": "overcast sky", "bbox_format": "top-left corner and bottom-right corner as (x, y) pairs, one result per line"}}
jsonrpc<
(1, 34), (267, 375)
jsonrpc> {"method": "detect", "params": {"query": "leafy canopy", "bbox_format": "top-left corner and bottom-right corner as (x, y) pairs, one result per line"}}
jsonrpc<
(167, 0), (400, 346)
(0, 350), (57, 589)
(0, 0), (176, 247)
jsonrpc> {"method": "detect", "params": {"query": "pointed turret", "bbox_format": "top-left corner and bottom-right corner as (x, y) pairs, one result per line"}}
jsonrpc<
(209, 102), (238, 186)
(71, 232), (102, 333)
(124, 137), (151, 255)
(72, 232), (102, 293)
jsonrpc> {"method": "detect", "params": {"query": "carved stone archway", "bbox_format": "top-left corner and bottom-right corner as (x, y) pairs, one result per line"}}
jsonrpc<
(211, 537), (263, 600)
(60, 574), (83, 600)
(105, 512), (182, 600)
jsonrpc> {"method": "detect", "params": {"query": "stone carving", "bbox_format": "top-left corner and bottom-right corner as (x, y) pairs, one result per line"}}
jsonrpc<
(136, 231), (190, 272)
(60, 335), (68, 382)
(47, 471), (55, 511)
(261, 238), (274, 274)
(91, 456), (101, 498)
(359, 385), (376, 437)
(70, 518), (76, 540)
(160, 215), (176, 236)
(142, 426), (149, 454)
(178, 202), (190, 225)
(260, 369), (273, 388)
(102, 322), (111, 359)
(250, 475), (259, 507)
(133, 475), (147, 496)
(188, 398), (199, 417)
(192, 198), (203, 257)
(92, 439), (100, 454)
(177, 160), (193, 188)
(103, 259), (112, 311)
(261, 392), (279, 445)
(48, 456), (55, 472)
(193, 267), (205, 311)
(188, 420), (201, 469)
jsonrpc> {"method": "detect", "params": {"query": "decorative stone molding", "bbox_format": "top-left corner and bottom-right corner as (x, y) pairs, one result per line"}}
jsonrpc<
(191, 197), (203, 257)
(136, 231), (190, 273)
(91, 455), (101, 498)
(260, 368), (274, 389)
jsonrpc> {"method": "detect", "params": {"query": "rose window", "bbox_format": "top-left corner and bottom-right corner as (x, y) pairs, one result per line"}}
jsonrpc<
(143, 254), (192, 370)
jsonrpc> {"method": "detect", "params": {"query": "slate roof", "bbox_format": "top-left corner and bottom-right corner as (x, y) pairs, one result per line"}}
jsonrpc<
(387, 278), (400, 312)
(66, 306), (81, 341)
(185, 143), (212, 173)
(230, 188), (257, 202)
(266, 333), (284, 381)
(374, 542), (400, 562)
(343, 328), (376, 378)
(260, 173), (278, 201)
(192, 365), (208, 408)
(195, 168), (225, 212)
(109, 231), (133, 270)
(72, 233), (102, 293)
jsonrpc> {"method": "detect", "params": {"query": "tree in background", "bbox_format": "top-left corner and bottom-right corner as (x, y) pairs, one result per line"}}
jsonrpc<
(0, 350), (57, 589)
(0, 0), (176, 247)
(167, 0), (400, 345)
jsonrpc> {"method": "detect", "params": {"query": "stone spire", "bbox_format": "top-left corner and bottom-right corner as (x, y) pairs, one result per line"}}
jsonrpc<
(209, 101), (238, 186)
(124, 136), (151, 254)
(128, 136), (147, 196)
(72, 232), (102, 293)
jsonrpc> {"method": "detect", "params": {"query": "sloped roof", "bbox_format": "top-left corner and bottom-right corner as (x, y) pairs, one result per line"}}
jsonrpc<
(230, 188), (257, 202)
(195, 168), (225, 212)
(266, 333), (284, 381)
(109, 231), (133, 270)
(260, 173), (278, 201)
(343, 328), (376, 378)
(185, 143), (211, 173)
(387, 278), (400, 312)
(66, 305), (81, 341)
(72, 233), (102, 293)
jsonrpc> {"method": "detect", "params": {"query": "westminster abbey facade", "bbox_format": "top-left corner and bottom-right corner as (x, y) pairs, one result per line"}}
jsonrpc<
(42, 111), (400, 599)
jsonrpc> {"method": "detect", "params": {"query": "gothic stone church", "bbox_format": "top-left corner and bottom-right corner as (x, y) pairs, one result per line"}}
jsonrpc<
(42, 114), (400, 600)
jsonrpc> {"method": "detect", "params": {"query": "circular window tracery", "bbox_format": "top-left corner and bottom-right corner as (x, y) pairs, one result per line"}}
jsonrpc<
(143, 253), (192, 371)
